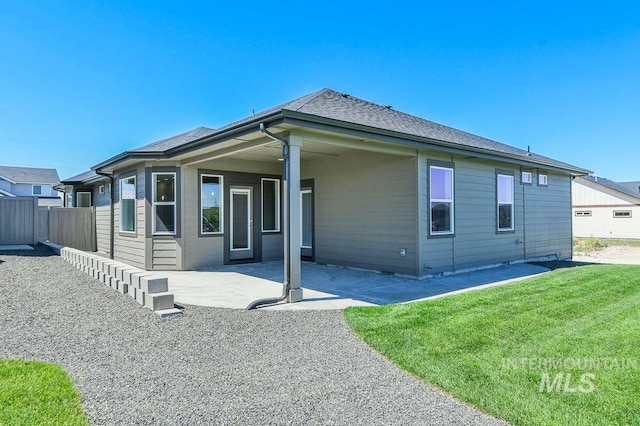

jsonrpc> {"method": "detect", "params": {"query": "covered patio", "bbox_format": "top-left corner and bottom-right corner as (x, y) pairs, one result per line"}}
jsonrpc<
(163, 261), (549, 310)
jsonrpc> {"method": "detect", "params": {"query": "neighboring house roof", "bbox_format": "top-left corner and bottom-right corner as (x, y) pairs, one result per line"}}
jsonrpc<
(0, 166), (60, 184)
(580, 175), (640, 201)
(93, 88), (590, 175)
(617, 181), (640, 195)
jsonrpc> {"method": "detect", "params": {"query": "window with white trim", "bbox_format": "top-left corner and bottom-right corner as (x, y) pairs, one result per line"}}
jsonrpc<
(262, 178), (280, 232)
(76, 192), (91, 207)
(613, 210), (632, 218)
(153, 172), (176, 235)
(32, 185), (43, 195)
(201, 174), (223, 234)
(430, 166), (454, 235)
(99, 185), (105, 195)
(538, 173), (548, 186)
(120, 176), (136, 233)
(521, 171), (532, 184)
(497, 173), (515, 231)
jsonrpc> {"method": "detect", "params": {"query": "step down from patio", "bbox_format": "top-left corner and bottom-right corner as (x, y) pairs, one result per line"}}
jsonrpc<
(60, 247), (182, 318)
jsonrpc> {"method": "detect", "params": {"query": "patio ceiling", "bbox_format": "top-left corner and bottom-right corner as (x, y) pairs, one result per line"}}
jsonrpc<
(176, 125), (416, 167)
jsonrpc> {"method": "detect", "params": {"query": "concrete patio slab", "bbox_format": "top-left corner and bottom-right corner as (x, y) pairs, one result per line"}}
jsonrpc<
(0, 245), (34, 251)
(165, 262), (549, 310)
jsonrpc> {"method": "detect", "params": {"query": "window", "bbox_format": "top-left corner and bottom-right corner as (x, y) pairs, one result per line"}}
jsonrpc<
(32, 185), (43, 195)
(153, 172), (176, 235)
(201, 174), (222, 234)
(538, 174), (548, 186)
(76, 192), (91, 207)
(497, 173), (515, 231)
(614, 211), (632, 218)
(66, 193), (73, 207)
(262, 178), (280, 232)
(430, 166), (454, 235)
(521, 171), (532, 184)
(120, 176), (136, 233)
(99, 185), (105, 195)
(575, 211), (592, 217)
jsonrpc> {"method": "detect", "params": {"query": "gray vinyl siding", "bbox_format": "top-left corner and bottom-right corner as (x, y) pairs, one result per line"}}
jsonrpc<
(152, 239), (179, 270)
(93, 182), (111, 255)
(524, 172), (572, 259)
(113, 167), (146, 269)
(303, 150), (418, 276)
(181, 159), (282, 270)
(262, 233), (284, 261)
(419, 155), (572, 275)
(454, 160), (524, 269)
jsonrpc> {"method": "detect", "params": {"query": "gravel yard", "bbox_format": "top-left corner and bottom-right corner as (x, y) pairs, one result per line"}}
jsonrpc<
(573, 245), (640, 265)
(0, 246), (503, 425)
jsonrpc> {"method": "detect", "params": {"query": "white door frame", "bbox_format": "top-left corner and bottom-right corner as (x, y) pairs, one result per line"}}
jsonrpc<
(230, 187), (252, 254)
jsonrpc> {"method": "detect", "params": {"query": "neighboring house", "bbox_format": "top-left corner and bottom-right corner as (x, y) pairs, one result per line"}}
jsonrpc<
(60, 88), (589, 300)
(572, 175), (640, 240)
(55, 170), (110, 208)
(0, 166), (62, 206)
(54, 170), (111, 254)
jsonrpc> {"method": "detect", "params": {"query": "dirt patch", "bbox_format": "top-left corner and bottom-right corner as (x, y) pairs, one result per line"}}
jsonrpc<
(573, 245), (640, 265)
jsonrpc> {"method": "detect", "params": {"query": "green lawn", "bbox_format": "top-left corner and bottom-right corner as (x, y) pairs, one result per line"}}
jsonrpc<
(345, 264), (640, 426)
(0, 360), (89, 425)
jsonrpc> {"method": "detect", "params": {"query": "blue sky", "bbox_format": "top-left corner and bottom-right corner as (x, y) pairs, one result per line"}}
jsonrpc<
(1, 1), (638, 181)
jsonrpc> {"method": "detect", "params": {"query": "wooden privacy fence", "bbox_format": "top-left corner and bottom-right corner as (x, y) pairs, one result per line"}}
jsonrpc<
(48, 207), (96, 251)
(0, 197), (39, 245)
(0, 197), (96, 251)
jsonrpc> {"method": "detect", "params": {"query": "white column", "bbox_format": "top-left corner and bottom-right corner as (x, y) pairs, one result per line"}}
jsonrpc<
(287, 133), (303, 302)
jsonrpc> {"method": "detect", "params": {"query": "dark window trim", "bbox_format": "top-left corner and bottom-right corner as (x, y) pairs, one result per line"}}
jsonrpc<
(427, 159), (455, 239)
(496, 169), (515, 234)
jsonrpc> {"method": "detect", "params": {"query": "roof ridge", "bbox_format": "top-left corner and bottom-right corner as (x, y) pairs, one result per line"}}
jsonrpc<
(288, 88), (333, 112)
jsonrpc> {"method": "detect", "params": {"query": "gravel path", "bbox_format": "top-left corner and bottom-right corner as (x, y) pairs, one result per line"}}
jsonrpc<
(0, 246), (505, 425)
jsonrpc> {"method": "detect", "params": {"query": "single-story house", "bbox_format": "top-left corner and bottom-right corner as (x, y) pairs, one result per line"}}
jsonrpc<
(572, 175), (640, 239)
(61, 88), (589, 301)
(0, 166), (63, 206)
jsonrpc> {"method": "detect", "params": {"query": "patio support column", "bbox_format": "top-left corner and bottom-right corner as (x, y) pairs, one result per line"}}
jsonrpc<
(287, 134), (303, 302)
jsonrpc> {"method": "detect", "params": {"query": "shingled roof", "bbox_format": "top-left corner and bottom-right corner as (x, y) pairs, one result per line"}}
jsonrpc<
(131, 126), (216, 153)
(617, 181), (640, 195)
(0, 166), (59, 184)
(581, 175), (640, 200)
(94, 88), (589, 174)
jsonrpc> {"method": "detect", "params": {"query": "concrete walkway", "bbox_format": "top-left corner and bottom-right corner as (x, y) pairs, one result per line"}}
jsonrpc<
(165, 262), (549, 310)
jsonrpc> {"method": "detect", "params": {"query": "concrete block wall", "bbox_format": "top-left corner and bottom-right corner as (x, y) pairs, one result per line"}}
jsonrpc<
(60, 247), (182, 317)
